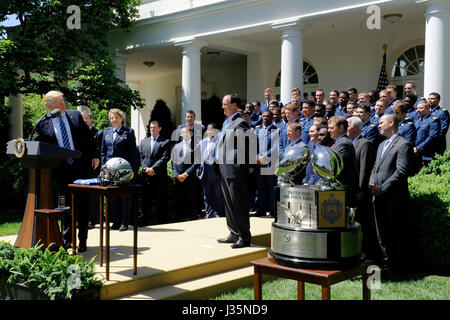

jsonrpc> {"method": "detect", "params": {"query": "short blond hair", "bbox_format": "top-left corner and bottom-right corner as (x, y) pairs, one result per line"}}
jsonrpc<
(43, 90), (65, 108)
(109, 108), (125, 123)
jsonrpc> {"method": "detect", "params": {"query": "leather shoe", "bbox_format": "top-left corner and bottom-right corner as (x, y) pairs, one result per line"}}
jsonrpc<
(78, 244), (87, 253)
(217, 233), (239, 244)
(119, 225), (128, 232)
(231, 238), (251, 249)
(111, 224), (120, 230)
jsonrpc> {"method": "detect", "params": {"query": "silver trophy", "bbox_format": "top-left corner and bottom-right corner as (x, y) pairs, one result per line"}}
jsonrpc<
(311, 145), (344, 190)
(275, 143), (310, 187)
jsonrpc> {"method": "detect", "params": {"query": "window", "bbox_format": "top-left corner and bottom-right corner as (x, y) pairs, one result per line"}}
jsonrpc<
(391, 45), (424, 78)
(275, 61), (319, 87)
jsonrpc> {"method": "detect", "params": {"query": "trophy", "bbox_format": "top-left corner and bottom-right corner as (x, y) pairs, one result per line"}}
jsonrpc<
(276, 143), (310, 187)
(270, 145), (362, 269)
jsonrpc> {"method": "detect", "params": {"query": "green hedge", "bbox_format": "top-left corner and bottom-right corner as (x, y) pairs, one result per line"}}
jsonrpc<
(408, 151), (450, 272)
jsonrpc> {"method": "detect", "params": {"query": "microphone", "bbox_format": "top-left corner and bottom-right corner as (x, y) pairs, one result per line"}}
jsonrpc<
(45, 108), (61, 120)
(29, 108), (62, 140)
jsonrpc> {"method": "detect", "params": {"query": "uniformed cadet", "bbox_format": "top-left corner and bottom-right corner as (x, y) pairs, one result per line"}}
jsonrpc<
(428, 92), (449, 155)
(404, 94), (419, 123)
(370, 100), (387, 127)
(354, 104), (384, 147)
(414, 101), (441, 168)
(392, 101), (416, 145)
(335, 91), (349, 117)
(254, 111), (278, 217)
(271, 107), (288, 153)
(299, 100), (316, 144)
(384, 84), (399, 114)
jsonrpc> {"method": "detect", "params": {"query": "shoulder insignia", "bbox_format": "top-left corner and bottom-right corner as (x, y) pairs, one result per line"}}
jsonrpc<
(433, 117), (439, 120)
(369, 123), (376, 128)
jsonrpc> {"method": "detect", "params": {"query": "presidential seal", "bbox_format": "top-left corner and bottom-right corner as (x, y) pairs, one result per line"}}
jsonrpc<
(14, 138), (26, 158)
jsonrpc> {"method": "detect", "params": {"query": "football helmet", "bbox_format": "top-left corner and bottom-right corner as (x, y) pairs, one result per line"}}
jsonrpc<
(99, 157), (133, 186)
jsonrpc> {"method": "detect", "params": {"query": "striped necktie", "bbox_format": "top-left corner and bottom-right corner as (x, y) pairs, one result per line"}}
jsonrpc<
(58, 116), (73, 165)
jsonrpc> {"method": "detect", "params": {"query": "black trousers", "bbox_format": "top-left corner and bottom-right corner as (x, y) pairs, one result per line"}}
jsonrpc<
(52, 167), (89, 246)
(142, 175), (169, 223)
(174, 175), (202, 221)
(221, 176), (251, 242)
(110, 195), (133, 227)
(355, 194), (379, 260)
(372, 195), (409, 268)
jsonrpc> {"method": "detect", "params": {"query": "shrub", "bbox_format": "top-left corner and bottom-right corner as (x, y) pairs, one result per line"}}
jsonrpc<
(0, 241), (102, 300)
(408, 151), (450, 272)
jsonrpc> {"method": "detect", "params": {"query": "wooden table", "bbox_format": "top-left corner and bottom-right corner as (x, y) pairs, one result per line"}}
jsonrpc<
(251, 257), (370, 300)
(68, 184), (142, 281)
(34, 208), (66, 250)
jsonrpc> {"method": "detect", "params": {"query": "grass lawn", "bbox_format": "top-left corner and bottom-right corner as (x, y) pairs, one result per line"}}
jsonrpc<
(214, 271), (450, 300)
(1, 208), (448, 301)
(0, 208), (23, 237)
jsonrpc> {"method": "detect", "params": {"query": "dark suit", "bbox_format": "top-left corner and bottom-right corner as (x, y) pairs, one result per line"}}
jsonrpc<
(198, 136), (225, 218)
(34, 109), (97, 247)
(353, 136), (377, 259)
(101, 126), (138, 227)
(369, 134), (413, 268)
(172, 138), (202, 221)
(139, 135), (171, 224)
(216, 112), (253, 243)
(332, 134), (359, 207)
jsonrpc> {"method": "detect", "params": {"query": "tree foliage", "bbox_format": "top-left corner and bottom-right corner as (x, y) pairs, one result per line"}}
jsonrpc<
(0, 0), (144, 114)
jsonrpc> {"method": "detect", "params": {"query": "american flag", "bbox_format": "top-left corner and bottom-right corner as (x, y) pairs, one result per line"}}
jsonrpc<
(376, 51), (388, 93)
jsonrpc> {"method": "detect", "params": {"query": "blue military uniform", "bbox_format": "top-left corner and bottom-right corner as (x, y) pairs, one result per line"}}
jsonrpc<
(406, 108), (419, 123)
(273, 121), (288, 153)
(299, 114), (316, 144)
(361, 120), (384, 147)
(334, 105), (347, 117)
(398, 119), (416, 145)
(254, 124), (278, 216)
(430, 105), (449, 154)
(250, 111), (262, 127)
(384, 98), (398, 114)
(414, 114), (440, 165)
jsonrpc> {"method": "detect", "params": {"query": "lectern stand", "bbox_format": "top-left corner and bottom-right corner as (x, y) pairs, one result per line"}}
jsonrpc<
(6, 139), (81, 249)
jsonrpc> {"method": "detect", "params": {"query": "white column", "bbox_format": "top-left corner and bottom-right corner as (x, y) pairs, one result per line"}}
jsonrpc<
(8, 94), (23, 139)
(176, 40), (203, 122)
(273, 21), (304, 105)
(113, 52), (127, 86)
(423, 0), (450, 149)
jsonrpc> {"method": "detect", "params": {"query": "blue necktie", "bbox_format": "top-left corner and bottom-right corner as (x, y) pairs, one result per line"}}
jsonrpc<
(381, 139), (391, 158)
(58, 116), (73, 165)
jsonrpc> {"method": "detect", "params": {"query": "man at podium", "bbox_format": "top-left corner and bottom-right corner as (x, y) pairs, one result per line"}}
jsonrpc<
(34, 90), (99, 252)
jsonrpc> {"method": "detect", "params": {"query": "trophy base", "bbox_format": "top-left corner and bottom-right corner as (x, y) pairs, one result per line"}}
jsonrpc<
(268, 249), (362, 270)
(270, 222), (362, 270)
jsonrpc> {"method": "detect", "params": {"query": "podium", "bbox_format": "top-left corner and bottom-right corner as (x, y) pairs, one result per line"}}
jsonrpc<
(6, 139), (81, 249)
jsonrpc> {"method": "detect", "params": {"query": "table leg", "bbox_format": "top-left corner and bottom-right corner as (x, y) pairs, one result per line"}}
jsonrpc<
(99, 195), (104, 267)
(133, 203), (137, 275)
(71, 193), (76, 256)
(321, 285), (331, 300)
(254, 266), (262, 300)
(297, 281), (305, 300)
(363, 269), (371, 300)
(46, 216), (50, 248)
(61, 212), (64, 246)
(105, 196), (110, 281)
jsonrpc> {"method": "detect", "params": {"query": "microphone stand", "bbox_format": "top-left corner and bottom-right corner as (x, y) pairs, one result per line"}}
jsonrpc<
(28, 109), (61, 141)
